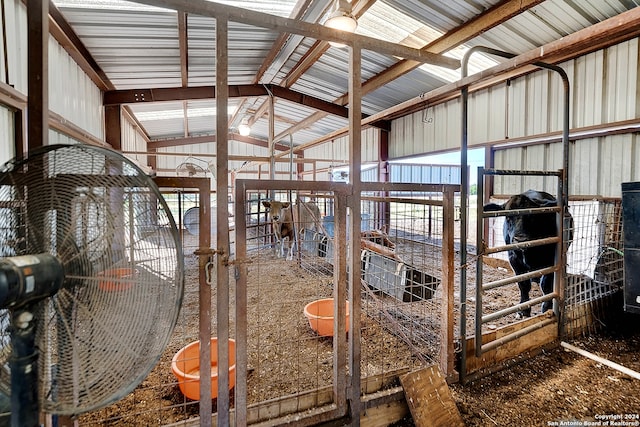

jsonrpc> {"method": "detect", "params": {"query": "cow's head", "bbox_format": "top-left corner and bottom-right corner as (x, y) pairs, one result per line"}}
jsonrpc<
(484, 192), (558, 243)
(262, 200), (291, 222)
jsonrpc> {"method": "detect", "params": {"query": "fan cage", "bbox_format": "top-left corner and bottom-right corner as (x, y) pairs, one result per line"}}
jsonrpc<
(0, 144), (184, 415)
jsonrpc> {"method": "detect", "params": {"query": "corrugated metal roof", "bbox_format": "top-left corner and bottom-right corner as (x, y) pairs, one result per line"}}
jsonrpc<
(52, 0), (640, 151)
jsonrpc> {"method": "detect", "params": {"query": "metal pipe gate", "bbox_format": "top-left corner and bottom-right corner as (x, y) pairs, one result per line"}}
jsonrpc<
(475, 168), (565, 357)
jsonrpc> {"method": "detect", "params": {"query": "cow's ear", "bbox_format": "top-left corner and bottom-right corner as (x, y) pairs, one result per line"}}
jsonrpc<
(483, 203), (504, 212)
(283, 202), (291, 208)
(262, 201), (271, 209)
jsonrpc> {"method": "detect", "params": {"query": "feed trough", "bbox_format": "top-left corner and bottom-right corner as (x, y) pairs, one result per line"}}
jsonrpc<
(97, 267), (138, 292)
(304, 298), (350, 337)
(171, 338), (236, 400)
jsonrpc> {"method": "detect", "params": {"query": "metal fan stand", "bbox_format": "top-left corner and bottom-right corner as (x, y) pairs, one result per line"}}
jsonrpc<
(0, 144), (184, 426)
(1, 254), (64, 426)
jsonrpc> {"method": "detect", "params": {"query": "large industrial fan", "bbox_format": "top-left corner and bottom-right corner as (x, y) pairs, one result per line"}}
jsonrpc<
(0, 144), (184, 425)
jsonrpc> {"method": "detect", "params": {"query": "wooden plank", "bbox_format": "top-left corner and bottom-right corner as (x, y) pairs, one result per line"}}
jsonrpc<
(465, 312), (558, 374)
(400, 365), (465, 427)
(360, 398), (409, 427)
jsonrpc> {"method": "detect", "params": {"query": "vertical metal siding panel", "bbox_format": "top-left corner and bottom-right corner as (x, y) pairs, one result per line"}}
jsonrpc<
(389, 117), (403, 158)
(487, 84), (507, 141)
(5, 0), (27, 93)
(420, 107), (435, 154)
(543, 142), (563, 193)
(444, 99), (461, 152)
(574, 50), (605, 128)
(493, 148), (524, 195)
(571, 138), (599, 196)
(606, 39), (638, 122)
(468, 91), (489, 145)
(0, 106), (14, 164)
(527, 71), (550, 135)
(49, 36), (104, 140)
(361, 127), (379, 163)
(507, 78), (527, 139)
(522, 144), (546, 191)
(410, 112), (423, 156)
(361, 166), (378, 182)
(598, 134), (633, 198)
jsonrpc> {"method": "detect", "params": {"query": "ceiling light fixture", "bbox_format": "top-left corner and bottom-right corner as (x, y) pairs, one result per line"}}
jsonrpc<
(324, 0), (357, 48)
(238, 118), (251, 136)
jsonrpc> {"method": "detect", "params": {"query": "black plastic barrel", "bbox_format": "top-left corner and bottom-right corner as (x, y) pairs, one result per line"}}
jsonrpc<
(622, 181), (640, 314)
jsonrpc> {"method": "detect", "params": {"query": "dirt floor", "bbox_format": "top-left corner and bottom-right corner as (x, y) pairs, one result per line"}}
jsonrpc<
(451, 329), (640, 427)
(80, 234), (640, 427)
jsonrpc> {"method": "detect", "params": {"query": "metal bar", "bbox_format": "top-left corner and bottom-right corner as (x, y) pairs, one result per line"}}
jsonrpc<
(484, 236), (560, 255)
(481, 317), (556, 354)
(482, 266), (558, 291)
(360, 195), (444, 207)
(441, 187), (456, 377)
(200, 184), (213, 423)
(215, 16), (230, 427)
(475, 168), (485, 358)
(481, 206), (560, 218)
(460, 49), (470, 380)
(234, 182), (248, 427)
(482, 292), (558, 324)
(348, 41), (362, 424)
(334, 193), (348, 417)
(482, 168), (562, 177)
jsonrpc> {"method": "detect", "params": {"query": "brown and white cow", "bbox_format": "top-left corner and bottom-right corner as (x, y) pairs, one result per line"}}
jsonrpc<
(262, 200), (295, 260)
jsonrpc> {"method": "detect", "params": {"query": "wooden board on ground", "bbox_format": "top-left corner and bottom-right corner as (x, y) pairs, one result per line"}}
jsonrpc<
(400, 365), (464, 427)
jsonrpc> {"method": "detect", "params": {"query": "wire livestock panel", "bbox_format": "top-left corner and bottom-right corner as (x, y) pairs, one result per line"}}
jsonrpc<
(232, 180), (458, 424)
(564, 198), (623, 338)
(483, 197), (624, 340)
(359, 192), (448, 369)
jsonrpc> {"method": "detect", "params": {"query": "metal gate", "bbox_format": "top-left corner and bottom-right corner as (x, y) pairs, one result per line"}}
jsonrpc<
(473, 168), (569, 358)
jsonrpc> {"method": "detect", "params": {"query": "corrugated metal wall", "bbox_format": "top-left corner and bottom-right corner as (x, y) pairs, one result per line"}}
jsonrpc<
(389, 164), (462, 184)
(122, 117), (149, 169)
(1, 0), (104, 156)
(0, 106), (14, 165)
(390, 39), (639, 198)
(1, 0), (28, 93)
(389, 98), (462, 158)
(49, 39), (104, 140)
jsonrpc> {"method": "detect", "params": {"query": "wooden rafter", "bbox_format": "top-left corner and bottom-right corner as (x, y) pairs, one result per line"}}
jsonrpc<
(273, 0), (544, 142)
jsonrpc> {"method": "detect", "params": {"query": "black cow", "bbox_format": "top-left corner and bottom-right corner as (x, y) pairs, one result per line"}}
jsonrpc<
(484, 190), (571, 318)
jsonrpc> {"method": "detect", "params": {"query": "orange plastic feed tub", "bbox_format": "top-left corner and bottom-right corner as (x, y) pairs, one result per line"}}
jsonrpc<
(171, 338), (236, 400)
(97, 267), (138, 291)
(303, 298), (350, 337)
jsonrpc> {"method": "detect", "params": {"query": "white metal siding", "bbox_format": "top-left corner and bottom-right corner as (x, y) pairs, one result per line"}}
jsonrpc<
(493, 133), (640, 198)
(0, 106), (14, 165)
(1, 1), (27, 93)
(392, 39), (639, 199)
(49, 129), (80, 145)
(389, 98), (461, 158)
(49, 38), (104, 140)
(122, 117), (148, 169)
